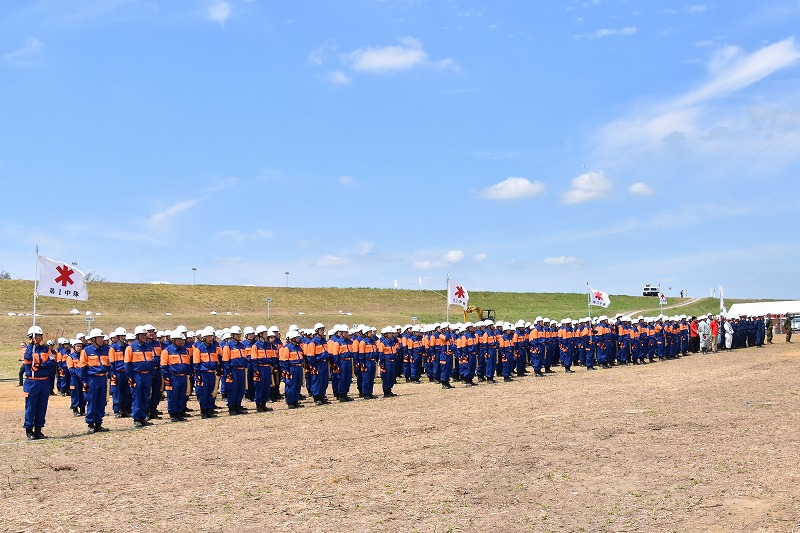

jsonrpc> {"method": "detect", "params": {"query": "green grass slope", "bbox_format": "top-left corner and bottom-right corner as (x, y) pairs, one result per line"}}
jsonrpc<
(0, 279), (763, 377)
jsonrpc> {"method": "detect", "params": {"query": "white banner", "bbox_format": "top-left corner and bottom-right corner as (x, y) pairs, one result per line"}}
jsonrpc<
(659, 292), (668, 306)
(588, 286), (610, 308)
(37, 256), (88, 301)
(448, 280), (469, 309)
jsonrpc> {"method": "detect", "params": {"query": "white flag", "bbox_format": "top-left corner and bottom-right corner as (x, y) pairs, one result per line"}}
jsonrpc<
(719, 285), (726, 316)
(448, 280), (469, 309)
(659, 292), (668, 306)
(37, 257), (88, 301)
(588, 286), (610, 308)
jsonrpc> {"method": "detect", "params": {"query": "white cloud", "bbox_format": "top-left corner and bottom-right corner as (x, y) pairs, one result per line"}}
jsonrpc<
(338, 175), (356, 186)
(316, 255), (349, 267)
(480, 177), (546, 200)
(411, 249), (465, 270)
(544, 256), (581, 265)
(344, 37), (455, 74)
(148, 199), (199, 227)
(413, 260), (436, 270)
(346, 37), (427, 73)
(473, 253), (487, 262)
(3, 37), (45, 66)
(688, 5), (707, 13)
(309, 41), (335, 65)
(326, 70), (352, 86)
(442, 250), (464, 263)
(207, 1), (231, 25)
(214, 229), (273, 242)
(561, 170), (612, 204)
(679, 38), (800, 107)
(629, 182), (655, 196)
(584, 27), (637, 39)
(598, 37), (800, 157)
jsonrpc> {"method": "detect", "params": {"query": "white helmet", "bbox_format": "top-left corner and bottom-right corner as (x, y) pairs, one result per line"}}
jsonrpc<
(144, 324), (156, 331)
(88, 328), (104, 339)
(113, 327), (127, 337)
(267, 326), (280, 335)
(313, 322), (325, 331)
(286, 330), (300, 340)
(125, 333), (135, 341)
(57, 337), (68, 344)
(134, 325), (147, 335)
(229, 326), (242, 335)
(169, 331), (185, 340)
(288, 324), (298, 331)
(243, 326), (255, 335)
(27, 326), (43, 336)
(174, 325), (188, 334)
(186, 331), (195, 338)
(255, 325), (269, 335)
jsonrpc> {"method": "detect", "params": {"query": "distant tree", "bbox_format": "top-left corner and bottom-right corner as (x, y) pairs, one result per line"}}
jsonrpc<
(85, 272), (108, 283)
(0, 270), (11, 280)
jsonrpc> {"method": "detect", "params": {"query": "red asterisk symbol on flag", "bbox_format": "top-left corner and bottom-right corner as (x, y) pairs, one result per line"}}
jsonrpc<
(594, 291), (603, 300)
(55, 265), (75, 287)
(455, 286), (466, 299)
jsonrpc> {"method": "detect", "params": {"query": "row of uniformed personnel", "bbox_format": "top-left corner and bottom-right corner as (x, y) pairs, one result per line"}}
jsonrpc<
(21, 313), (762, 440)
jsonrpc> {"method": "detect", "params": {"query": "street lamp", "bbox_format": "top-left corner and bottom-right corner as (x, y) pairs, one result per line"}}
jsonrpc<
(192, 267), (197, 285)
(285, 271), (289, 287)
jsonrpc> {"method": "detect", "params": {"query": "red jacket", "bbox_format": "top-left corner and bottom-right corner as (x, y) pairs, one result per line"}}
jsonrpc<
(689, 321), (699, 338)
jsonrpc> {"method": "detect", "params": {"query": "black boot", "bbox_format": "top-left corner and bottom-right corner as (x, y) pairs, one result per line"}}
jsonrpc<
(94, 423), (110, 432)
(235, 406), (249, 414)
(79, 406), (85, 415)
(134, 419), (145, 428)
(87, 424), (96, 434)
(148, 410), (162, 420)
(33, 427), (47, 440)
(72, 407), (80, 417)
(26, 428), (35, 441)
(228, 407), (238, 416)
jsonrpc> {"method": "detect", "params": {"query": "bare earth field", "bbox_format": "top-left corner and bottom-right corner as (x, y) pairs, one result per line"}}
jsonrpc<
(0, 343), (798, 532)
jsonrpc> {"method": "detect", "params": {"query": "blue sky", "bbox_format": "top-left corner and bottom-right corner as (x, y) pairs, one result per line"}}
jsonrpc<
(2, 0), (799, 299)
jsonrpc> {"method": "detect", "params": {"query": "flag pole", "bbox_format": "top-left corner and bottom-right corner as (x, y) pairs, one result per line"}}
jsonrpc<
(445, 273), (450, 323)
(586, 282), (592, 322)
(32, 245), (39, 330)
(586, 282), (594, 363)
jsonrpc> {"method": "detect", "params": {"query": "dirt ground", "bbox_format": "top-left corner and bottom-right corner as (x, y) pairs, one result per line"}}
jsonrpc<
(0, 342), (798, 532)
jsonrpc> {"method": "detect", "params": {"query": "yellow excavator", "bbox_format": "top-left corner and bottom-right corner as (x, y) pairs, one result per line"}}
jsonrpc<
(463, 305), (496, 322)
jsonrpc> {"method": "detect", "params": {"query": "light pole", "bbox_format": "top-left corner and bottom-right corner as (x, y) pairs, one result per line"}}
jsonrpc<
(266, 297), (272, 318)
(192, 267), (197, 285)
(285, 271), (289, 288)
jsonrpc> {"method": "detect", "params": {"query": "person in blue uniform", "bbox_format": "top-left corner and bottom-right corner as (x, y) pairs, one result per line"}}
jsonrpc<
(79, 328), (112, 434)
(66, 338), (86, 417)
(124, 326), (155, 428)
(22, 326), (56, 440)
(280, 330), (306, 408)
(222, 326), (249, 415)
(161, 331), (192, 422)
